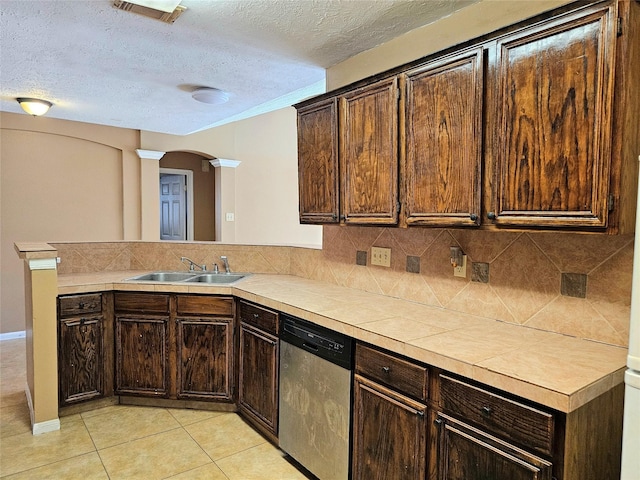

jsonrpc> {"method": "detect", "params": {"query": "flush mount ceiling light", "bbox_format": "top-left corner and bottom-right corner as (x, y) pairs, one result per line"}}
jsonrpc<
(17, 98), (53, 116)
(192, 87), (229, 105)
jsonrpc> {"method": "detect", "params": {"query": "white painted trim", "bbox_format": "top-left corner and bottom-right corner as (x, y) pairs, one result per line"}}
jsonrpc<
(28, 258), (57, 271)
(33, 418), (61, 435)
(0, 330), (26, 341)
(136, 149), (166, 161)
(210, 158), (241, 168)
(159, 168), (194, 241)
(25, 383), (61, 434)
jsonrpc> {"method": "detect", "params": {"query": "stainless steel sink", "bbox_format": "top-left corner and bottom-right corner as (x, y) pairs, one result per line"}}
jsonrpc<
(127, 272), (198, 282)
(184, 273), (247, 284)
(126, 271), (248, 284)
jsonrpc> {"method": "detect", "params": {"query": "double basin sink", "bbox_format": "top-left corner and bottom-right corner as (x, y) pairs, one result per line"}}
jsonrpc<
(126, 271), (248, 284)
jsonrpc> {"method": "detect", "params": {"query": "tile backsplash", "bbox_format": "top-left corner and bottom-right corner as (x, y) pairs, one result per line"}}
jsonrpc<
(52, 226), (634, 347)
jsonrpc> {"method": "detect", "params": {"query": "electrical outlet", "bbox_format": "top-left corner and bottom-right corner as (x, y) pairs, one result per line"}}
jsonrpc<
(453, 255), (467, 278)
(371, 247), (391, 267)
(225, 212), (235, 221)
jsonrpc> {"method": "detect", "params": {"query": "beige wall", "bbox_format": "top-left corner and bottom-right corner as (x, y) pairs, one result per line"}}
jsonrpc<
(0, 113), (139, 334)
(326, 0), (572, 90)
(142, 108), (323, 247)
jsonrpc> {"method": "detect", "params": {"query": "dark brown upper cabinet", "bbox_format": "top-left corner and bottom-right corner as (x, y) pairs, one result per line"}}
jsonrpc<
(295, 0), (639, 233)
(403, 47), (484, 227)
(488, 1), (618, 229)
(297, 98), (340, 224)
(340, 77), (400, 225)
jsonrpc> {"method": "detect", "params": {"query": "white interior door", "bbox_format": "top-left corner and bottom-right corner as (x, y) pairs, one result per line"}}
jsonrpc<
(160, 174), (186, 240)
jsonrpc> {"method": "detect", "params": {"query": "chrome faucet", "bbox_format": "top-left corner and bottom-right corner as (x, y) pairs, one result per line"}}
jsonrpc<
(221, 256), (231, 273)
(180, 256), (206, 272)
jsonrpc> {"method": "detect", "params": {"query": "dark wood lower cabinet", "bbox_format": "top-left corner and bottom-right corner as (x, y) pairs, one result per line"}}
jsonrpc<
(58, 293), (113, 406)
(352, 374), (428, 480)
(115, 315), (169, 397)
(432, 412), (553, 480)
(238, 322), (279, 440)
(58, 315), (104, 404)
(177, 317), (232, 400)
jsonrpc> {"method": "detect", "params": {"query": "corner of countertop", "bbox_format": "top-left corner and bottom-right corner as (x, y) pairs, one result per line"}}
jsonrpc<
(14, 242), (58, 260)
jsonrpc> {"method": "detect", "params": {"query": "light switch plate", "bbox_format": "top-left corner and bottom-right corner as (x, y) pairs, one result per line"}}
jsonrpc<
(371, 247), (391, 267)
(225, 212), (235, 221)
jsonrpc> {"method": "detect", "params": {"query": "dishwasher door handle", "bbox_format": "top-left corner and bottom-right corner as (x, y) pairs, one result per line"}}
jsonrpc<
(302, 342), (319, 352)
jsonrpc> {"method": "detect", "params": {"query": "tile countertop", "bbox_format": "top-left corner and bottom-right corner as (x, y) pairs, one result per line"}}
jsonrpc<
(57, 271), (627, 414)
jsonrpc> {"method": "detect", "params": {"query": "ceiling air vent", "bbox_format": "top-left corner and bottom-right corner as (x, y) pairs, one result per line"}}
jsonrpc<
(113, 0), (186, 24)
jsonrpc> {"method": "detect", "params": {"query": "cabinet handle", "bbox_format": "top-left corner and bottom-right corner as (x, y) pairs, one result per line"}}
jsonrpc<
(416, 410), (425, 417)
(482, 405), (492, 415)
(470, 213), (478, 221)
(253, 313), (260, 318)
(487, 212), (496, 220)
(434, 417), (443, 427)
(79, 302), (85, 309)
(382, 366), (390, 374)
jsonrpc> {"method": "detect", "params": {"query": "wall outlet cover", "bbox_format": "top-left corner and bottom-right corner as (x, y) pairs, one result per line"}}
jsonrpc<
(371, 247), (391, 267)
(453, 255), (467, 278)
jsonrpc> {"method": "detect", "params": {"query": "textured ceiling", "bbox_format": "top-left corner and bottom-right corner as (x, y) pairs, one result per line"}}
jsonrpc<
(0, 0), (478, 135)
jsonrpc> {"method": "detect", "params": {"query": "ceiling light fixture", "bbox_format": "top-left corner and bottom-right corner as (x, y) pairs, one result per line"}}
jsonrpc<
(192, 87), (229, 105)
(17, 98), (53, 116)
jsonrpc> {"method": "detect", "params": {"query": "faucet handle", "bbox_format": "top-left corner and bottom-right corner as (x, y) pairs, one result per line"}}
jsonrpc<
(213, 263), (219, 273)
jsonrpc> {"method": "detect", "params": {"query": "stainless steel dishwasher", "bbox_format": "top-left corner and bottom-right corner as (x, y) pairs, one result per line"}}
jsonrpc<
(279, 314), (354, 480)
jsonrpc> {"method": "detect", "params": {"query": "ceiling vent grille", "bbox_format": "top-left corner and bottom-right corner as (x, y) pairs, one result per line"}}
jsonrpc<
(113, 1), (186, 24)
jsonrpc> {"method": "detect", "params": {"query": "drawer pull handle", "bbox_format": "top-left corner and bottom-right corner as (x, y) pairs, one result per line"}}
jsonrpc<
(253, 313), (259, 318)
(482, 405), (492, 415)
(382, 366), (390, 374)
(79, 302), (85, 309)
(434, 418), (443, 427)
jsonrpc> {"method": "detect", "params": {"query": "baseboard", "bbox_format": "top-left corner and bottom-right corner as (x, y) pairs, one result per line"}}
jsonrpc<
(25, 382), (60, 435)
(0, 330), (26, 341)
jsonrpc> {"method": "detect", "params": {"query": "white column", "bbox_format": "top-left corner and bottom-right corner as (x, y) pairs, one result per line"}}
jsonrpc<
(136, 149), (165, 240)
(211, 159), (241, 243)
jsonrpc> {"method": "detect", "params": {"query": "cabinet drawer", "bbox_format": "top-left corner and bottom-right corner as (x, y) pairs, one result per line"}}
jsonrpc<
(59, 294), (102, 317)
(176, 295), (233, 316)
(114, 292), (170, 314)
(355, 343), (428, 401)
(440, 375), (554, 456)
(239, 301), (279, 334)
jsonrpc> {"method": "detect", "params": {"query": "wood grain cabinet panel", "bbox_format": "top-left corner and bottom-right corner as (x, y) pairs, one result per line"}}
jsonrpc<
(353, 374), (427, 480)
(176, 317), (232, 401)
(404, 47), (484, 227)
(58, 315), (104, 405)
(58, 293), (113, 406)
(238, 322), (279, 442)
(297, 97), (340, 224)
(433, 413), (553, 480)
(341, 77), (400, 225)
(491, 2), (617, 228)
(115, 315), (169, 397)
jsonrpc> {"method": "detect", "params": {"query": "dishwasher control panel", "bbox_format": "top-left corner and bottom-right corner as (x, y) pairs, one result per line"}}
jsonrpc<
(280, 314), (353, 370)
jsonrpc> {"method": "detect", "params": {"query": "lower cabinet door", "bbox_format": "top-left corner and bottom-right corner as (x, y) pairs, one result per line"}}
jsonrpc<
(352, 374), (428, 480)
(434, 412), (553, 480)
(176, 317), (232, 400)
(58, 315), (103, 405)
(238, 322), (279, 438)
(115, 315), (169, 397)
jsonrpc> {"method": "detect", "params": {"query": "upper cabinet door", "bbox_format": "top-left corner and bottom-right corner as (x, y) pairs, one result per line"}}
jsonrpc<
(492, 2), (617, 228)
(297, 98), (340, 224)
(404, 47), (484, 227)
(341, 77), (400, 225)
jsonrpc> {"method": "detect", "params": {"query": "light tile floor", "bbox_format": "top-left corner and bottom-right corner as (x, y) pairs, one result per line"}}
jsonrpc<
(0, 338), (310, 479)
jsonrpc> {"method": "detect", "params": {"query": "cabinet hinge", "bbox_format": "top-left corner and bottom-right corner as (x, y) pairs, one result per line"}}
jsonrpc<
(608, 194), (615, 212)
(617, 17), (623, 36)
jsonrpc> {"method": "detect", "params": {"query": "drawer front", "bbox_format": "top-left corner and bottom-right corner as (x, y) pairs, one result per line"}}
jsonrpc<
(440, 374), (554, 456)
(355, 343), (428, 401)
(59, 294), (102, 317)
(114, 293), (170, 314)
(176, 295), (233, 316)
(239, 301), (279, 334)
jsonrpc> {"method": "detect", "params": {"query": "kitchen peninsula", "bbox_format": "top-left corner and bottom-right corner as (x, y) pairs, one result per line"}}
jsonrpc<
(16, 240), (626, 480)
